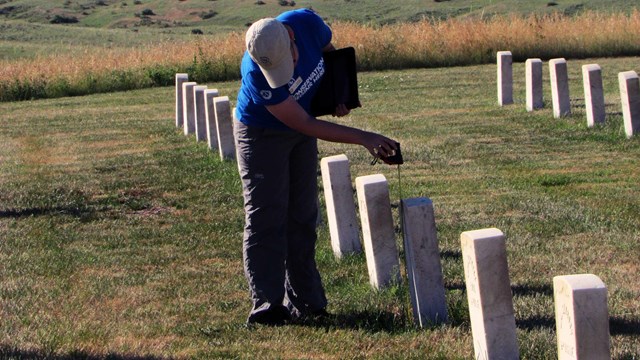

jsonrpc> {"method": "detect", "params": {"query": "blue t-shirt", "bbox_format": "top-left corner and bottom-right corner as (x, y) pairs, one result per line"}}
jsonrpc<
(235, 9), (332, 130)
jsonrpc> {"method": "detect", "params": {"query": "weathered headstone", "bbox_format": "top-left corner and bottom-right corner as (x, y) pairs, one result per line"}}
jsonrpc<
(194, 85), (208, 142)
(204, 89), (220, 151)
(401, 197), (448, 326)
(213, 96), (236, 161)
(355, 174), (400, 289)
(497, 51), (513, 106)
(320, 154), (361, 258)
(526, 58), (543, 111)
(461, 228), (519, 360)
(550, 58), (571, 118)
(553, 274), (610, 360)
(182, 82), (197, 135)
(175, 73), (188, 128)
(582, 64), (606, 127)
(618, 70), (640, 138)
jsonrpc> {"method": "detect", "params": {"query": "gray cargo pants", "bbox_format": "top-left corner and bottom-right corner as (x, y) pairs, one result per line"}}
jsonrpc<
(234, 120), (328, 318)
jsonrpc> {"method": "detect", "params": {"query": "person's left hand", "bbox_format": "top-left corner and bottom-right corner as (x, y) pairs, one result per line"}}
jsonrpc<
(332, 104), (350, 117)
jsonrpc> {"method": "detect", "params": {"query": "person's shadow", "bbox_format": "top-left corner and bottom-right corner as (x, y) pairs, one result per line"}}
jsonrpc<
(0, 345), (172, 360)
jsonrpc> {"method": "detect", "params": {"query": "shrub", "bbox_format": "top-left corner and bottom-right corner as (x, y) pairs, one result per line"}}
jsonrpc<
(141, 8), (154, 16)
(50, 14), (79, 24)
(145, 65), (178, 87)
(200, 10), (218, 19)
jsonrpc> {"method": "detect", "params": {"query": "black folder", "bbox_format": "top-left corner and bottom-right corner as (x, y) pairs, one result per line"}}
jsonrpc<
(310, 47), (361, 117)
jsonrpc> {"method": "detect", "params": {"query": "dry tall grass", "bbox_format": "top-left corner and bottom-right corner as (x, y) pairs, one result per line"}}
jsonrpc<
(334, 10), (640, 69)
(1, 10), (639, 101)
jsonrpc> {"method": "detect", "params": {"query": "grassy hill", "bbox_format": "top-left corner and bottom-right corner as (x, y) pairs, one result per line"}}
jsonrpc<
(1, 0), (639, 51)
(2, 0), (639, 30)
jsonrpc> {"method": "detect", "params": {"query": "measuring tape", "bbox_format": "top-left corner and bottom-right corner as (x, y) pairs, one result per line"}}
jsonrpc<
(371, 142), (404, 207)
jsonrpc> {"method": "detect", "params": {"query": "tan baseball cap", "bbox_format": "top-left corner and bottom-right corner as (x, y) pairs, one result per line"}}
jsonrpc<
(245, 18), (293, 89)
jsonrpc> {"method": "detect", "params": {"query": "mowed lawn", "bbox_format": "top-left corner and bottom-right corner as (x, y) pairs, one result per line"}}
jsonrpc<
(1, 57), (639, 359)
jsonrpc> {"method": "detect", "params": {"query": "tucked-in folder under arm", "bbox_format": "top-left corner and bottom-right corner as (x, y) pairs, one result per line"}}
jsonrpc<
(310, 47), (361, 117)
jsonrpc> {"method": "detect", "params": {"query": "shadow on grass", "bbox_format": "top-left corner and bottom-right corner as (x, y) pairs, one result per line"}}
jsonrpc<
(511, 283), (554, 297)
(444, 281), (465, 291)
(0, 206), (94, 219)
(440, 249), (461, 260)
(516, 315), (640, 335)
(292, 310), (410, 334)
(516, 315), (555, 331)
(610, 315), (640, 336)
(445, 282), (555, 295)
(0, 345), (172, 360)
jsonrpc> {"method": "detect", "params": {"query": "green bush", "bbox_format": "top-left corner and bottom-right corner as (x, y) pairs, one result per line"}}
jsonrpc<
(145, 65), (179, 87)
(50, 14), (79, 24)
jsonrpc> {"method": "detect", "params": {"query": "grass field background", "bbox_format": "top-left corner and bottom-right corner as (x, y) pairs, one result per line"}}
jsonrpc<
(1, 55), (639, 358)
(2, 0), (638, 38)
(2, 0), (638, 62)
(3, 0), (640, 103)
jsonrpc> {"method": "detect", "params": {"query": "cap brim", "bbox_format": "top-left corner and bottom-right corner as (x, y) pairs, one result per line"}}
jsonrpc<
(259, 56), (294, 89)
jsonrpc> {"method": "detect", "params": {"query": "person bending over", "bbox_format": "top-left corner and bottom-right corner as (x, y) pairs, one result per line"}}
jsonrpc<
(234, 8), (398, 326)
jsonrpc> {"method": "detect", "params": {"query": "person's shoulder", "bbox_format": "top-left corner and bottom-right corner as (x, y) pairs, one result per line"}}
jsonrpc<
(276, 8), (320, 23)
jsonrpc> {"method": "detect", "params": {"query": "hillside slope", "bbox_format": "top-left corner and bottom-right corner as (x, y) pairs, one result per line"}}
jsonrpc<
(1, 0), (638, 31)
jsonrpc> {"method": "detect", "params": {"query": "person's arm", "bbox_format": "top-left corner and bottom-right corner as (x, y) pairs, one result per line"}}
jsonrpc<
(266, 96), (397, 158)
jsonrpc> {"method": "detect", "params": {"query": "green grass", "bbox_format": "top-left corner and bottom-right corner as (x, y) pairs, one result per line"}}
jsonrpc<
(1, 57), (639, 359)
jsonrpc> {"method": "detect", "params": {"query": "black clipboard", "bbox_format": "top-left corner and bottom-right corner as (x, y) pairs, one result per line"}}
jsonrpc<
(310, 47), (361, 117)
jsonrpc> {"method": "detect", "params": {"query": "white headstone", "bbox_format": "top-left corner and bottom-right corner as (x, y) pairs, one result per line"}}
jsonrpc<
(401, 197), (448, 326)
(182, 82), (197, 135)
(618, 70), (640, 138)
(194, 85), (208, 142)
(204, 89), (220, 151)
(320, 154), (361, 258)
(214, 96), (236, 161)
(497, 51), (513, 106)
(461, 228), (519, 360)
(355, 174), (401, 289)
(553, 274), (610, 360)
(526, 59), (543, 111)
(175, 73), (188, 128)
(550, 58), (571, 118)
(582, 64), (606, 127)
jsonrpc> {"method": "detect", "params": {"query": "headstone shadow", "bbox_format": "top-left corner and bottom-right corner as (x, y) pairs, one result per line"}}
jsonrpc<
(440, 249), (461, 260)
(610, 315), (640, 336)
(511, 283), (554, 297)
(516, 315), (556, 331)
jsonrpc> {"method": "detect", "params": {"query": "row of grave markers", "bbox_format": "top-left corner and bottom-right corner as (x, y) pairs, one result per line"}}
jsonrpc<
(321, 154), (611, 359)
(175, 73), (236, 160)
(496, 52), (615, 358)
(173, 73), (612, 358)
(497, 50), (640, 138)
